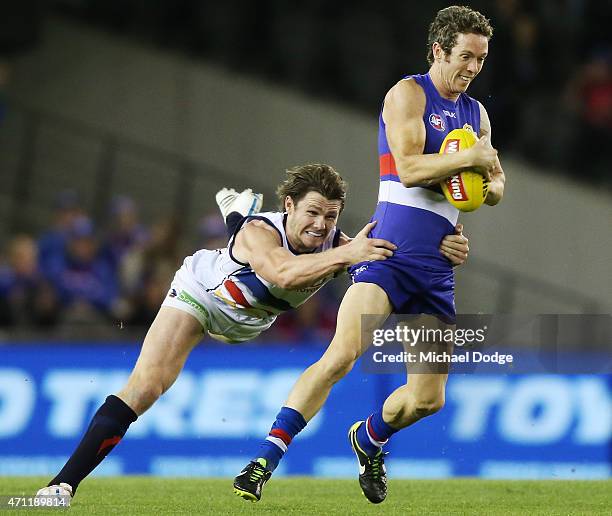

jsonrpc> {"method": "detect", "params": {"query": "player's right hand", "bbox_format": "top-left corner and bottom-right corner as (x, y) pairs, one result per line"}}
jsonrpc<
(468, 136), (497, 180)
(346, 221), (397, 265)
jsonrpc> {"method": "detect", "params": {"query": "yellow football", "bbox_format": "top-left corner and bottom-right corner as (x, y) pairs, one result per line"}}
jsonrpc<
(439, 128), (490, 212)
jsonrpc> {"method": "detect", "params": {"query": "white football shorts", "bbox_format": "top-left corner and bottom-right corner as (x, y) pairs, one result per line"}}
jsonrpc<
(161, 250), (275, 343)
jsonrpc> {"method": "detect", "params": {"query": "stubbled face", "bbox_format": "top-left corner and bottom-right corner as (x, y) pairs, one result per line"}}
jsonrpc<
(284, 191), (341, 252)
(433, 32), (488, 98)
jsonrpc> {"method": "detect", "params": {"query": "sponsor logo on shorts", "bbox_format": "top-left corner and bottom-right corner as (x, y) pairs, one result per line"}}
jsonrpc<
(178, 290), (209, 317)
(429, 113), (445, 131)
(351, 264), (369, 277)
(168, 288), (177, 298)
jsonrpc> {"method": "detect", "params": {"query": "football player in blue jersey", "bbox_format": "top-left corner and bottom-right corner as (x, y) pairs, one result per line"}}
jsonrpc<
(238, 6), (505, 504)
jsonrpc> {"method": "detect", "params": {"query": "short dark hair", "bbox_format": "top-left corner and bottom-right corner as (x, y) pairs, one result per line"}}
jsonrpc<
(276, 163), (347, 211)
(427, 5), (493, 65)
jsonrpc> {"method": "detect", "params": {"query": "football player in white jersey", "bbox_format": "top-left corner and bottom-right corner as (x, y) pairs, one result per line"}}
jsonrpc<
(38, 164), (469, 501)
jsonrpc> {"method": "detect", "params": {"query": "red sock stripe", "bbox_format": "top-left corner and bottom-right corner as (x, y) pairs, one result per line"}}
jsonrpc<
(97, 435), (122, 455)
(269, 428), (292, 446)
(367, 416), (383, 443)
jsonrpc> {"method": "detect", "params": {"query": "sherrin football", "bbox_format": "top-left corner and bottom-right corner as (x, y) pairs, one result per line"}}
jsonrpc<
(439, 128), (490, 212)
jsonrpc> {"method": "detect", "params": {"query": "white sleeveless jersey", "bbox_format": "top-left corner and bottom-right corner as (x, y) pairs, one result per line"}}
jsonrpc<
(186, 212), (341, 322)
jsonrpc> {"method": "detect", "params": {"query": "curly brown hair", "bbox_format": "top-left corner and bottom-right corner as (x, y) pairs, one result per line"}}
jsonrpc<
(427, 5), (493, 65)
(276, 163), (347, 211)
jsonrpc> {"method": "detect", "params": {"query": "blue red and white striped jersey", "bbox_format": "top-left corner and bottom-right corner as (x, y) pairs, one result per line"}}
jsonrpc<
(189, 211), (341, 319)
(373, 72), (481, 269)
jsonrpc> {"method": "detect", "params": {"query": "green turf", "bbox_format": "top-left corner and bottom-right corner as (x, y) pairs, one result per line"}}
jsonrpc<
(2, 477), (610, 515)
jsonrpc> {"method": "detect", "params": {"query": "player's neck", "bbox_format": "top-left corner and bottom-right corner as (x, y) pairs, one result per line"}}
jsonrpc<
(428, 66), (460, 103)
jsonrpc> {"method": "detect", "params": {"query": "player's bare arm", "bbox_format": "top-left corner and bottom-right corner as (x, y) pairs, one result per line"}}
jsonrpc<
(383, 79), (497, 187)
(478, 102), (505, 205)
(232, 220), (396, 290)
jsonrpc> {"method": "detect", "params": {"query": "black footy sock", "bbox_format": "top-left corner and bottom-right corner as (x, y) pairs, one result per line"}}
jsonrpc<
(48, 395), (137, 493)
(226, 211), (244, 237)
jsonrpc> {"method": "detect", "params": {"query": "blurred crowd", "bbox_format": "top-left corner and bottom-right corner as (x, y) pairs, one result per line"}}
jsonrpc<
(50, 0), (612, 186)
(0, 190), (341, 342)
(1, 1), (609, 337)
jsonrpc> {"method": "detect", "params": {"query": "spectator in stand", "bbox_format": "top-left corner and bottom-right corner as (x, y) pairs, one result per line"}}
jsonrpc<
(0, 234), (60, 327)
(141, 218), (182, 282)
(102, 195), (149, 273)
(51, 216), (118, 321)
(567, 48), (612, 181)
(487, 1), (542, 149)
(38, 190), (85, 280)
(101, 195), (150, 323)
(123, 218), (181, 328)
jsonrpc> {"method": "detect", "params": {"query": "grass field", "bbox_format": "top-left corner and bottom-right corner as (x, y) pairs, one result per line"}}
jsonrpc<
(2, 477), (610, 515)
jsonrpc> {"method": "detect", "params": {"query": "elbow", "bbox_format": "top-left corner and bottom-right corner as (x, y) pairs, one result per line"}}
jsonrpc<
(485, 183), (505, 206)
(485, 173), (505, 206)
(398, 169), (423, 188)
(485, 190), (503, 206)
(276, 276), (293, 290)
(397, 160), (429, 188)
(400, 174), (436, 188)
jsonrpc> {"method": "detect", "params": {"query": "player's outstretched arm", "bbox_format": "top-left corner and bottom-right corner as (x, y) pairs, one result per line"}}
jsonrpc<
(383, 79), (497, 187)
(439, 223), (469, 266)
(478, 102), (505, 205)
(232, 220), (396, 290)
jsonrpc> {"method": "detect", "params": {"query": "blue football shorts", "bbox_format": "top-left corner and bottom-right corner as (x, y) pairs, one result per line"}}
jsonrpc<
(349, 255), (456, 324)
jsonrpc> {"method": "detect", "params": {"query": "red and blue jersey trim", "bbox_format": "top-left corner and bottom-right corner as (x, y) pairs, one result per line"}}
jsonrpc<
(379, 152), (400, 182)
(233, 270), (293, 312)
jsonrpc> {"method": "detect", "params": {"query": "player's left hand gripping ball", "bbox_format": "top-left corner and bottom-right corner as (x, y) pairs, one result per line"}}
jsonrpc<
(439, 128), (490, 212)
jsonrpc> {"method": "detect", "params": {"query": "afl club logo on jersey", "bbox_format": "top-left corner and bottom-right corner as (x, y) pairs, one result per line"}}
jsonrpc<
(429, 113), (445, 131)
